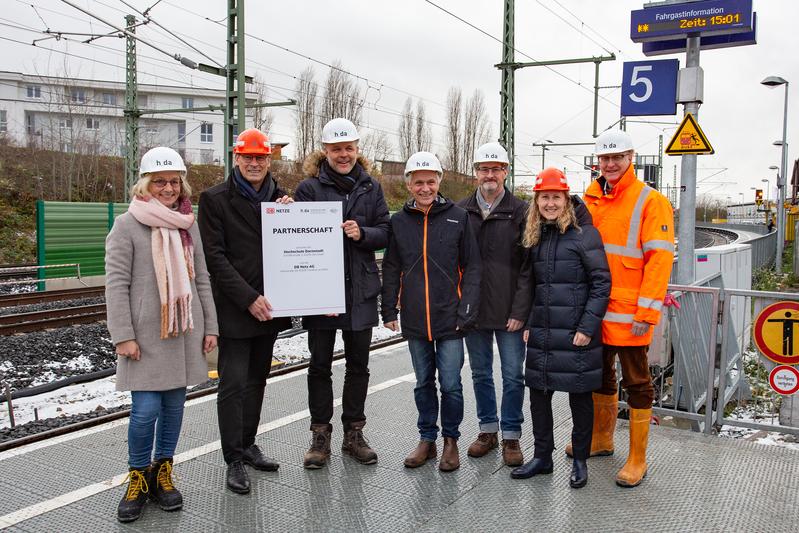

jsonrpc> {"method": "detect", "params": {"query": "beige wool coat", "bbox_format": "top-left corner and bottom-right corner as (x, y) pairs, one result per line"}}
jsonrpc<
(105, 212), (218, 391)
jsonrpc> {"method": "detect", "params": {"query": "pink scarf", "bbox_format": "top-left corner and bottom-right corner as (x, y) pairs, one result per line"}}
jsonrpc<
(128, 195), (195, 339)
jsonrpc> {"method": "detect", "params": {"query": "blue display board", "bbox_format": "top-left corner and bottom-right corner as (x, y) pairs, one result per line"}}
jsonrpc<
(631, 0), (753, 42)
(643, 12), (757, 56)
(620, 59), (679, 117)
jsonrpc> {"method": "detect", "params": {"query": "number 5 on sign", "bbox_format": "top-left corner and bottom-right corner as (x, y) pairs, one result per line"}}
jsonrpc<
(620, 59), (679, 117)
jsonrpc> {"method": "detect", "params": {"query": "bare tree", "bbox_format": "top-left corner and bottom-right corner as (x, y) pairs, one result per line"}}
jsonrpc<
(414, 100), (432, 153)
(444, 87), (463, 173)
(294, 66), (318, 162)
(251, 74), (274, 134)
(462, 89), (491, 172)
(398, 97), (414, 161)
(318, 61), (364, 133)
(360, 129), (394, 162)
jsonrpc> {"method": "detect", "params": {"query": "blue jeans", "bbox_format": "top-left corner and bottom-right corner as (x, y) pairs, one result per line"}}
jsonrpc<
(407, 337), (465, 441)
(128, 388), (187, 469)
(465, 329), (526, 439)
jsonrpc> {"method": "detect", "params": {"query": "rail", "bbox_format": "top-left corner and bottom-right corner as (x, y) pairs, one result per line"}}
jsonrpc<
(0, 263), (85, 287)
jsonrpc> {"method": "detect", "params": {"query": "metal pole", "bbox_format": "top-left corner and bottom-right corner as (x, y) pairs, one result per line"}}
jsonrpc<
(593, 60), (600, 138)
(499, 0), (515, 190)
(236, 0), (246, 136)
(123, 15), (138, 203)
(676, 36), (700, 285)
(776, 82), (789, 273)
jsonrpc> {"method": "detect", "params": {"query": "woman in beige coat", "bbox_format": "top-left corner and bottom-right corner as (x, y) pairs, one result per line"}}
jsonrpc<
(105, 147), (218, 523)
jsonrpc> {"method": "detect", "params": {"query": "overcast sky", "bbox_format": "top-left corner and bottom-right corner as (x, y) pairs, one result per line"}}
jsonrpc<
(2, 0), (796, 204)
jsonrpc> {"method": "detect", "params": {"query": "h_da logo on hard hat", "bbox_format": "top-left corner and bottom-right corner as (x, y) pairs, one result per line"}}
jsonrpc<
(156, 159), (173, 166)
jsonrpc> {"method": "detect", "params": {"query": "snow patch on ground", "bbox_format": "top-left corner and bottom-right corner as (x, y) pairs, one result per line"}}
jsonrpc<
(0, 326), (402, 429)
(718, 406), (799, 451)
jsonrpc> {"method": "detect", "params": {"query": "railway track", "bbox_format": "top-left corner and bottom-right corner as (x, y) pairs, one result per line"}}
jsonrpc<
(0, 335), (406, 452)
(0, 286), (106, 309)
(0, 304), (107, 335)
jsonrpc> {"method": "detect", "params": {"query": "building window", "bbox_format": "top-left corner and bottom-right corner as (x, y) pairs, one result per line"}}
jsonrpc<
(0, 110), (7, 133)
(144, 121), (158, 134)
(86, 118), (100, 130)
(200, 149), (214, 164)
(26, 113), (35, 134)
(69, 88), (86, 103)
(26, 85), (41, 98)
(181, 97), (193, 109)
(102, 92), (116, 106)
(200, 123), (213, 143)
(177, 121), (186, 143)
(139, 94), (148, 108)
(59, 117), (72, 130)
(60, 142), (73, 153)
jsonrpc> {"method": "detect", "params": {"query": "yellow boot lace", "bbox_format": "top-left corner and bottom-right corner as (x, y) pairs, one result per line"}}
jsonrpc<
(157, 461), (176, 491)
(124, 469), (149, 501)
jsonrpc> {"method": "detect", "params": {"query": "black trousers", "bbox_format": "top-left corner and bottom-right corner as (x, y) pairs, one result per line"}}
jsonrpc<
(217, 331), (278, 464)
(529, 388), (593, 460)
(307, 328), (372, 430)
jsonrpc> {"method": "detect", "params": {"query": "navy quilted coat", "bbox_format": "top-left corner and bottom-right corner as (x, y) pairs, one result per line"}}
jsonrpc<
(524, 198), (610, 393)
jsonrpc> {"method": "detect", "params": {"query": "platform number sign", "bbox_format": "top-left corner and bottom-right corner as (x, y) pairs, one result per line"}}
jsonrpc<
(620, 59), (679, 117)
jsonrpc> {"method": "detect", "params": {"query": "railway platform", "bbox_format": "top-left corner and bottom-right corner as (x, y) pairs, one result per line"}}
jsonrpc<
(1, 342), (797, 532)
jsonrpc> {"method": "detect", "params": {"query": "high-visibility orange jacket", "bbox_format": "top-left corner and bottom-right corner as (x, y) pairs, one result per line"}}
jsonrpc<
(584, 164), (674, 346)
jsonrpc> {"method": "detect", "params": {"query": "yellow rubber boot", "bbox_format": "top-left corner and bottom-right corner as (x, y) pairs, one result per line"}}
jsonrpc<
(565, 392), (617, 457)
(615, 407), (652, 487)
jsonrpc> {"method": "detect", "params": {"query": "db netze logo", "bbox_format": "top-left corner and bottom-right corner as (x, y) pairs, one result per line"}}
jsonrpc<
(265, 207), (276, 214)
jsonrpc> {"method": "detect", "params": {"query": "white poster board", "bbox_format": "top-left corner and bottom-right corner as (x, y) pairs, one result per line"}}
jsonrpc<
(261, 201), (345, 317)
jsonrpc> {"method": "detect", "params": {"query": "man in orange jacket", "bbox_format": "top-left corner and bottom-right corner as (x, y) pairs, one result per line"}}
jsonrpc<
(572, 129), (674, 488)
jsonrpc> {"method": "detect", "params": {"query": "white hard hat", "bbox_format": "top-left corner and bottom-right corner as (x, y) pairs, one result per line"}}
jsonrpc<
(321, 117), (360, 143)
(595, 130), (634, 155)
(139, 146), (186, 177)
(473, 142), (509, 166)
(404, 151), (443, 180)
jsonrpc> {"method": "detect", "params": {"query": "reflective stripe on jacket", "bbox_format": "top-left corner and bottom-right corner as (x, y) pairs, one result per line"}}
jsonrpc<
(583, 165), (674, 346)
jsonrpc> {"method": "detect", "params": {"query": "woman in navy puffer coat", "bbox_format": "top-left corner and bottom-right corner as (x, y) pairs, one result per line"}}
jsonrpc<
(510, 168), (610, 490)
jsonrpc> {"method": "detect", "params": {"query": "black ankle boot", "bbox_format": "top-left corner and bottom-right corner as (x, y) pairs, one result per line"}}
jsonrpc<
(117, 466), (150, 522)
(149, 458), (183, 511)
(510, 457), (554, 479)
(226, 460), (250, 494)
(570, 458), (588, 488)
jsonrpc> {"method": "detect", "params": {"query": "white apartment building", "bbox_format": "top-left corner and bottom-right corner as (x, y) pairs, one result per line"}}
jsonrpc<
(0, 71), (256, 165)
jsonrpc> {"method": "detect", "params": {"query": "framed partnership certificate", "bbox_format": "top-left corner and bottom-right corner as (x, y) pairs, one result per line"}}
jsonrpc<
(260, 201), (346, 317)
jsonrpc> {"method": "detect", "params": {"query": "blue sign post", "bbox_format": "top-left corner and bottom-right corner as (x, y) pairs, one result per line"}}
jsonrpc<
(620, 59), (679, 116)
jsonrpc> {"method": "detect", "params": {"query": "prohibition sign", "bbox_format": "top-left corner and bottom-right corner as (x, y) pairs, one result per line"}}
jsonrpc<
(753, 301), (799, 365)
(769, 365), (799, 395)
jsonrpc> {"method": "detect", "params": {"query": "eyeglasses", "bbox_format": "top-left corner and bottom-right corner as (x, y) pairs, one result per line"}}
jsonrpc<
(239, 154), (268, 163)
(150, 179), (181, 189)
(476, 166), (506, 175)
(598, 154), (630, 164)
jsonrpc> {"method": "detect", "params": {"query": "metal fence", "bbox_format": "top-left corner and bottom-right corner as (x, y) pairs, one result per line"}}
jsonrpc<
(747, 231), (778, 270)
(639, 283), (799, 437)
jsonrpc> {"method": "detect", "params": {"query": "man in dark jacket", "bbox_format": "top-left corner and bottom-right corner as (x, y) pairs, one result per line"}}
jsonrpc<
(382, 151), (481, 472)
(294, 118), (390, 469)
(198, 128), (292, 494)
(458, 142), (531, 467)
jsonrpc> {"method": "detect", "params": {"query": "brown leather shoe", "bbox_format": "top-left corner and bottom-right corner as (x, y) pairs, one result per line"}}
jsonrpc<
(467, 432), (498, 458)
(502, 439), (524, 466)
(342, 421), (378, 465)
(439, 437), (460, 472)
(404, 440), (437, 468)
(303, 423), (332, 469)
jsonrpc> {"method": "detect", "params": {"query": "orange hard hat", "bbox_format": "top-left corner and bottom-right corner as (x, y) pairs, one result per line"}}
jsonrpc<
(533, 167), (569, 191)
(233, 128), (271, 155)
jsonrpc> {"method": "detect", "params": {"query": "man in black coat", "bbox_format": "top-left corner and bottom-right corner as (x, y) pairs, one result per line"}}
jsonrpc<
(293, 118), (390, 469)
(382, 151), (481, 472)
(198, 128), (292, 494)
(458, 142), (531, 467)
